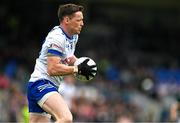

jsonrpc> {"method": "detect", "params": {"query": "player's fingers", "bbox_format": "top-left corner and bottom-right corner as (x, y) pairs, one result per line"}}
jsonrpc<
(91, 69), (97, 73)
(85, 75), (90, 80)
(83, 59), (89, 64)
(90, 65), (96, 68)
(89, 73), (95, 77)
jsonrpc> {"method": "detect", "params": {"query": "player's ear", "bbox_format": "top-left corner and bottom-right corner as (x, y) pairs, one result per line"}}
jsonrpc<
(64, 16), (70, 23)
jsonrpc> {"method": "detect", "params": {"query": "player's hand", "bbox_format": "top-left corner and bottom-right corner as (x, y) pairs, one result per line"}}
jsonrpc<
(77, 59), (97, 80)
(64, 55), (77, 65)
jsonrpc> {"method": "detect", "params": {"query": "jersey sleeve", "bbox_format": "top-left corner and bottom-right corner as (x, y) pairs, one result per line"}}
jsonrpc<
(47, 34), (65, 57)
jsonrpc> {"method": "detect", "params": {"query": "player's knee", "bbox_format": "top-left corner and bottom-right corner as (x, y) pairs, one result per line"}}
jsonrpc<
(56, 113), (73, 123)
(62, 114), (73, 123)
(29, 115), (49, 123)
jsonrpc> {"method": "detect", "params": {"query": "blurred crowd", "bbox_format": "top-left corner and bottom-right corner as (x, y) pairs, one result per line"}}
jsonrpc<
(0, 49), (180, 122)
(0, 0), (180, 122)
(0, 50), (180, 123)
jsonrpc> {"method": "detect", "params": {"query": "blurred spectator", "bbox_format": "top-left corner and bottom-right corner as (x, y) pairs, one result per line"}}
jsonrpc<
(0, 73), (10, 89)
(0, 89), (9, 121)
(74, 98), (97, 122)
(20, 97), (29, 123)
(4, 59), (18, 79)
(96, 101), (113, 122)
(105, 64), (120, 83)
(8, 83), (26, 122)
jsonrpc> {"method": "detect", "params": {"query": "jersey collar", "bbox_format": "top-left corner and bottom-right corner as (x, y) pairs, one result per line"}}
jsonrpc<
(59, 26), (73, 40)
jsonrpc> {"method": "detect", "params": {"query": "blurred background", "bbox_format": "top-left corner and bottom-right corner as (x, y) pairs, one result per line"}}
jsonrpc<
(0, 0), (180, 122)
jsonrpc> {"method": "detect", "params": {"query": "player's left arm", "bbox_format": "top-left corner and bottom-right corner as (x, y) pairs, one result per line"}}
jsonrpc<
(65, 55), (78, 65)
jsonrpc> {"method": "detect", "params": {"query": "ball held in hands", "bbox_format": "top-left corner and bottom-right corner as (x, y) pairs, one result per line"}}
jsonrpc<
(74, 57), (97, 82)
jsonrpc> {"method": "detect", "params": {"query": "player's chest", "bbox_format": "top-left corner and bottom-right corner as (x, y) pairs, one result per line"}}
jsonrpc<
(64, 40), (75, 53)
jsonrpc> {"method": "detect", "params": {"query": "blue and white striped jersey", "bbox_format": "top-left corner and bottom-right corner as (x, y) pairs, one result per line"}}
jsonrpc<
(29, 26), (78, 86)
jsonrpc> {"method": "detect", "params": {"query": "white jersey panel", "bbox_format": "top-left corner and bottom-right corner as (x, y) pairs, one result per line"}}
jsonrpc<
(29, 26), (78, 86)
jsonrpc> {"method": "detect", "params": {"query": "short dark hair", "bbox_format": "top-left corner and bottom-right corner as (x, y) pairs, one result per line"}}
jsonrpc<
(57, 3), (84, 22)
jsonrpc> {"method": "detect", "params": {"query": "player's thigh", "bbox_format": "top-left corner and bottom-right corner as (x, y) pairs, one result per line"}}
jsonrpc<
(29, 113), (50, 123)
(42, 92), (72, 121)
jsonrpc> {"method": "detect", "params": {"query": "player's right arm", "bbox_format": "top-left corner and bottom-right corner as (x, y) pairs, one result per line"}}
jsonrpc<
(47, 55), (78, 76)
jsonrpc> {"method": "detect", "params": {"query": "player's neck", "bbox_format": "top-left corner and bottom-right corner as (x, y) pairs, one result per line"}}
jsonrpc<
(59, 24), (73, 39)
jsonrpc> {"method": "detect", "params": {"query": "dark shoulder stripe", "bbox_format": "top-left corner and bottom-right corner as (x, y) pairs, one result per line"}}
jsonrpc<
(47, 49), (64, 56)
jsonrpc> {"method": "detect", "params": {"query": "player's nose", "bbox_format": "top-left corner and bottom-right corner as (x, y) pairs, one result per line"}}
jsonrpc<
(81, 21), (84, 26)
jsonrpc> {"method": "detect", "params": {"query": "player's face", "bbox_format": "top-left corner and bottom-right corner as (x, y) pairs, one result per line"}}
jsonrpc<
(68, 11), (84, 35)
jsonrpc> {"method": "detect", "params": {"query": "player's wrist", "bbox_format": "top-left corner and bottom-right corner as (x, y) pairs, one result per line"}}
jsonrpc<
(73, 66), (78, 73)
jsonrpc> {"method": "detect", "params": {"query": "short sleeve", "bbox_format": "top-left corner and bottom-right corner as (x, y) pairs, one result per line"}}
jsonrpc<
(47, 35), (65, 57)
